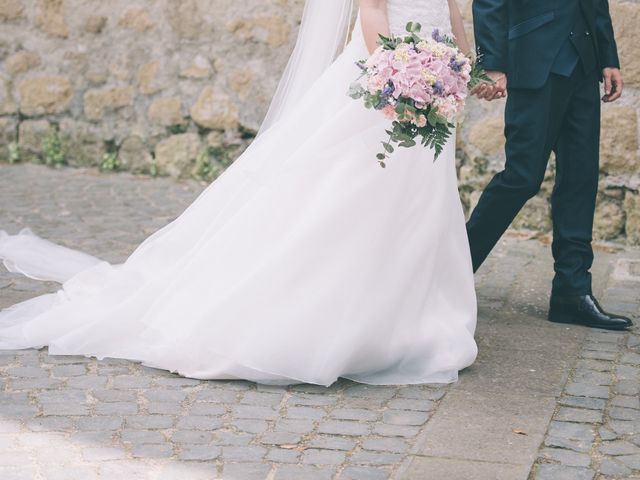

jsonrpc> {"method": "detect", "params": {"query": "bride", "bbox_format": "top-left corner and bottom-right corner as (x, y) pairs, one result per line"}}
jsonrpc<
(0, 0), (478, 387)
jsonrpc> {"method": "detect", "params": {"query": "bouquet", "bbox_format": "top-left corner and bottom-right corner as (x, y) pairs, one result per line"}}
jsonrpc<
(348, 22), (491, 167)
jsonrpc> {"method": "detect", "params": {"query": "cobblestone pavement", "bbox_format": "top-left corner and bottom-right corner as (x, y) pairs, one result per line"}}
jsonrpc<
(531, 260), (640, 480)
(0, 164), (639, 480)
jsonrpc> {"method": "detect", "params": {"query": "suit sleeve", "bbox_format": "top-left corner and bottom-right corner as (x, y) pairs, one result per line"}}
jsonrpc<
(472, 0), (508, 72)
(595, 0), (620, 68)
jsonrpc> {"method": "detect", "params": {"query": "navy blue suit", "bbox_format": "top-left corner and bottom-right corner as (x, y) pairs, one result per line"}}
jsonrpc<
(467, 0), (620, 295)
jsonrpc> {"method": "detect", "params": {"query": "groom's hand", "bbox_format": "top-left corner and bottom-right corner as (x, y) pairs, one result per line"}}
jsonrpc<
(602, 68), (623, 103)
(471, 71), (507, 101)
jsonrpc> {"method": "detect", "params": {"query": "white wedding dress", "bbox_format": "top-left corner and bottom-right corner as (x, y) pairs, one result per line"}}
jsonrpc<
(0, 0), (477, 387)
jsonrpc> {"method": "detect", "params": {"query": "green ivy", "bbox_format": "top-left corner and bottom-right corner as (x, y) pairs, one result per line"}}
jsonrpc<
(100, 151), (119, 172)
(194, 148), (223, 181)
(210, 145), (237, 169)
(168, 124), (188, 135)
(43, 131), (66, 167)
(8, 142), (20, 164)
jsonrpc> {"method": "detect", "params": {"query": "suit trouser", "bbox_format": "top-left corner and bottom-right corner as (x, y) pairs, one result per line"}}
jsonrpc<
(466, 64), (601, 295)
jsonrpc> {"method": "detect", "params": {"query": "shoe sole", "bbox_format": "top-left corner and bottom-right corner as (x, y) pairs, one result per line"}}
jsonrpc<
(548, 314), (632, 331)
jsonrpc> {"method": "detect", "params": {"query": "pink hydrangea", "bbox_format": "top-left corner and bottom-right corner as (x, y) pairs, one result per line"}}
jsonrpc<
(360, 39), (470, 123)
(348, 26), (486, 165)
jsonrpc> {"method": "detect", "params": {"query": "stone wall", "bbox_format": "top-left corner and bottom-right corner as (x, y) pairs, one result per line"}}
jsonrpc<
(0, 0), (639, 244)
(0, 0), (304, 178)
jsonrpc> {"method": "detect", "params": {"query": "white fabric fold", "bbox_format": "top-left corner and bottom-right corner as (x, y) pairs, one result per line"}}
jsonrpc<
(0, 229), (101, 283)
(0, 0), (476, 387)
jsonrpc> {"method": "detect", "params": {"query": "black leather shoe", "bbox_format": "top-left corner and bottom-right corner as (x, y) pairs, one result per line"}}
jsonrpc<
(549, 294), (633, 331)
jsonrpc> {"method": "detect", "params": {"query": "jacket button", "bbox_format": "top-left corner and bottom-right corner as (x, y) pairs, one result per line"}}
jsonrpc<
(585, 31), (591, 36)
(570, 31), (575, 37)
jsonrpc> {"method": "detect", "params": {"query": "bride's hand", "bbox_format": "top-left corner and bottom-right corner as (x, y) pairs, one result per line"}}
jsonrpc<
(472, 71), (507, 101)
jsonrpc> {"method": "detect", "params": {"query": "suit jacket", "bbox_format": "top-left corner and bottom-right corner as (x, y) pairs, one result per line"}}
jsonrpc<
(472, 0), (620, 89)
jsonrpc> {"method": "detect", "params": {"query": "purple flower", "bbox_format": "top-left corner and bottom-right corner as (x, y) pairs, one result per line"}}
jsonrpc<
(382, 81), (395, 98)
(449, 57), (467, 72)
(433, 80), (444, 95)
(432, 29), (445, 43)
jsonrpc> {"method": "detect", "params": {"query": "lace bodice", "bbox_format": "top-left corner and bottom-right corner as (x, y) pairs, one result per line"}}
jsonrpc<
(352, 0), (452, 46)
(387, 0), (452, 37)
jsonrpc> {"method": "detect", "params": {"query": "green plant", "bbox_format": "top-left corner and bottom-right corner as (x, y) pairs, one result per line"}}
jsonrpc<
(100, 151), (119, 172)
(210, 145), (237, 169)
(8, 142), (20, 164)
(149, 161), (159, 177)
(168, 124), (188, 135)
(42, 131), (66, 167)
(194, 148), (223, 181)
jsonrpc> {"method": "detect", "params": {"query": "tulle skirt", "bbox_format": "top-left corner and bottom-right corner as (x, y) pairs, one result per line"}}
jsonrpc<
(0, 34), (477, 386)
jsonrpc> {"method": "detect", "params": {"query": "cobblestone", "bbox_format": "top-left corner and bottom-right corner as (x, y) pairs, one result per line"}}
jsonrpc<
(564, 382), (611, 399)
(274, 464), (336, 480)
(288, 406), (328, 420)
(534, 464), (595, 480)
(612, 395), (640, 409)
(307, 435), (357, 451)
(1, 165), (639, 479)
(531, 258), (640, 479)
(259, 431), (303, 446)
(231, 418), (270, 434)
(188, 403), (227, 416)
(221, 445), (268, 461)
(222, 463), (272, 480)
(600, 440), (640, 456)
(556, 407), (604, 424)
(381, 410), (430, 426)
(317, 420), (372, 436)
(361, 437), (409, 453)
(558, 396), (607, 411)
(175, 415), (224, 431)
(539, 448), (592, 467)
(372, 424), (421, 438)
(341, 466), (391, 480)
(350, 451), (403, 466)
(618, 454), (640, 470)
(120, 430), (166, 444)
(600, 458), (633, 476)
(302, 448), (347, 465)
(215, 430), (254, 446)
(147, 402), (183, 415)
(265, 447), (301, 463)
(177, 444), (221, 461)
(131, 443), (173, 458)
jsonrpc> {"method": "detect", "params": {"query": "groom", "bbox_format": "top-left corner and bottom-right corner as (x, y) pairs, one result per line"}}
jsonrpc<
(467, 0), (633, 331)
